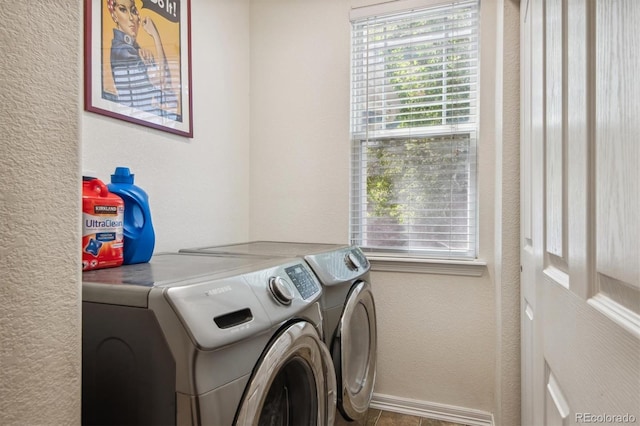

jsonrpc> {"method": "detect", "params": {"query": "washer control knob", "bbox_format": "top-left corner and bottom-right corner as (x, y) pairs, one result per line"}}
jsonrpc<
(345, 252), (361, 271)
(269, 276), (294, 305)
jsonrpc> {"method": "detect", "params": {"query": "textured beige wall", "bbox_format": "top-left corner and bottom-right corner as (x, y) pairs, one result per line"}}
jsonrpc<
(372, 271), (497, 410)
(249, 0), (351, 241)
(493, 0), (521, 424)
(0, 2), (82, 425)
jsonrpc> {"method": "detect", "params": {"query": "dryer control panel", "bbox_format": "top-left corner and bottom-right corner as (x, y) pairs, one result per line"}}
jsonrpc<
(304, 246), (370, 286)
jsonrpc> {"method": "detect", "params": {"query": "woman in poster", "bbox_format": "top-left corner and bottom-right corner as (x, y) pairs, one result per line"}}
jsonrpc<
(106, 0), (178, 118)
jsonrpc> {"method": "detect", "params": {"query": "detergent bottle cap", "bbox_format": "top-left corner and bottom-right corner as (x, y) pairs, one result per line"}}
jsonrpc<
(111, 167), (135, 184)
(83, 169), (98, 181)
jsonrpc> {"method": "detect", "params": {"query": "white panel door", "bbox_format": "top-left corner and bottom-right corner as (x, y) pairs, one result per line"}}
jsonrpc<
(521, 1), (640, 425)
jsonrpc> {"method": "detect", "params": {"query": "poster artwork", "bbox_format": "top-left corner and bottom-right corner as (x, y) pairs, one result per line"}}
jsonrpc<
(101, 0), (182, 121)
(85, 0), (192, 136)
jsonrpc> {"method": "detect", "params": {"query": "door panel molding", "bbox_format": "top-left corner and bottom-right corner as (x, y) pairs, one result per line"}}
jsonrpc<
(544, 0), (565, 261)
(588, 293), (640, 339)
(593, 0), (640, 329)
(545, 368), (570, 425)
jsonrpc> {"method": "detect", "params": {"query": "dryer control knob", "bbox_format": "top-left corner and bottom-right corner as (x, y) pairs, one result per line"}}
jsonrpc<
(269, 276), (294, 305)
(345, 252), (361, 271)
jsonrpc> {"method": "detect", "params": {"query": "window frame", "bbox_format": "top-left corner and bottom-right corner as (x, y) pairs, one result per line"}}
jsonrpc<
(349, 0), (481, 262)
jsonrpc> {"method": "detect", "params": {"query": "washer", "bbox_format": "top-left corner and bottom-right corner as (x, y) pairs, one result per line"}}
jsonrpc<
(82, 252), (336, 426)
(179, 241), (377, 423)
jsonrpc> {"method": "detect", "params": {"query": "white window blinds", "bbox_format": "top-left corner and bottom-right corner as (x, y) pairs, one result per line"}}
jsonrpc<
(350, 0), (479, 259)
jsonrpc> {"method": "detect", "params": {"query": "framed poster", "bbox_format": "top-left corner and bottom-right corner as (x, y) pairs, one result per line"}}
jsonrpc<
(84, 0), (193, 137)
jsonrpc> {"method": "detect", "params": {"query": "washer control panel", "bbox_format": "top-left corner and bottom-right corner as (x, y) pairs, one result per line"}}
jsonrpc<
(163, 259), (322, 350)
(285, 264), (320, 300)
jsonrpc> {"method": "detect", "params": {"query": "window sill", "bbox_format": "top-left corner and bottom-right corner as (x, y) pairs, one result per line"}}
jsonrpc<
(366, 255), (487, 277)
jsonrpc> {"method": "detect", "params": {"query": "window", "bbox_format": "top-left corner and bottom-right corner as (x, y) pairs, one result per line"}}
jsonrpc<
(350, 0), (479, 260)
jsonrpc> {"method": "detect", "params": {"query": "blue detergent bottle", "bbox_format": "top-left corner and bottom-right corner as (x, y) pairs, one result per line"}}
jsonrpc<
(108, 167), (155, 264)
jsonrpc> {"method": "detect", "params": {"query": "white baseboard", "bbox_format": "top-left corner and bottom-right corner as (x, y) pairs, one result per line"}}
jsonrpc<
(370, 393), (495, 426)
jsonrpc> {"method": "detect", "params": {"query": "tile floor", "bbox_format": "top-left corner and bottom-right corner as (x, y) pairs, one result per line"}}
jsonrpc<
(335, 409), (470, 426)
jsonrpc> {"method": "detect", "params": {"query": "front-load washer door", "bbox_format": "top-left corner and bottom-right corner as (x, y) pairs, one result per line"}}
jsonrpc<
(332, 280), (377, 422)
(234, 321), (337, 426)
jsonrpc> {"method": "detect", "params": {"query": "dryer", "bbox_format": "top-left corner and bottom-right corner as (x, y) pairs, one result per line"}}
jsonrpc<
(179, 242), (377, 423)
(82, 252), (336, 426)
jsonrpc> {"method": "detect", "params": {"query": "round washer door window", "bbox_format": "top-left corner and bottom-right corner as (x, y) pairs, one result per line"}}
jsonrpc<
(333, 280), (377, 422)
(234, 321), (336, 426)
